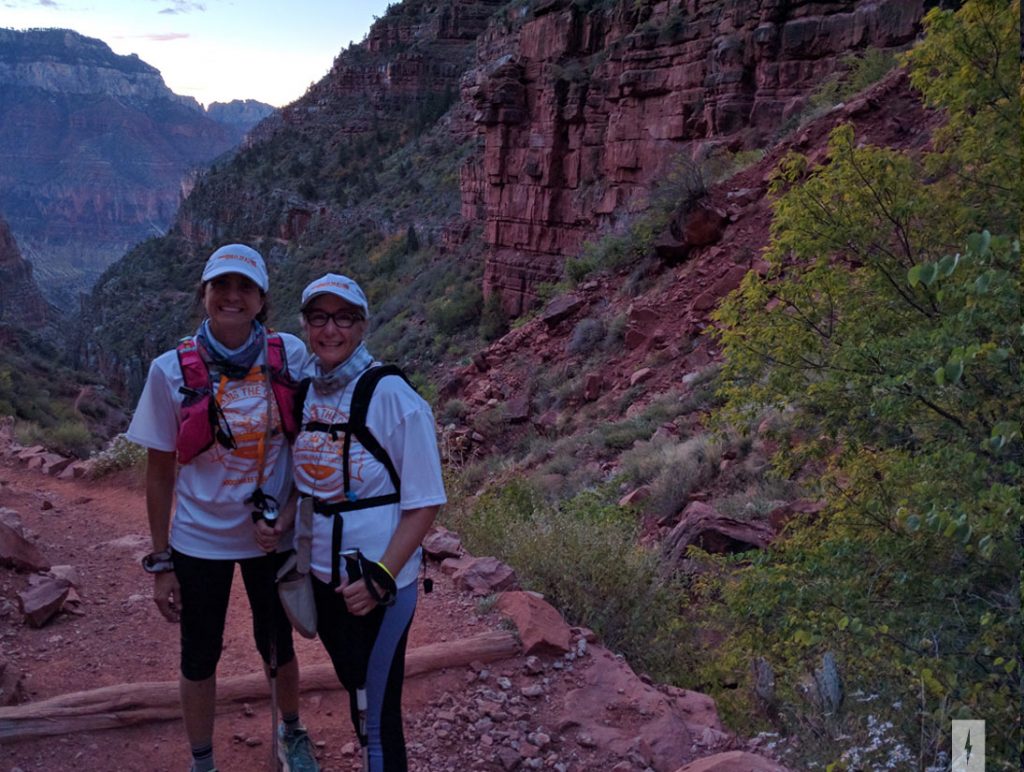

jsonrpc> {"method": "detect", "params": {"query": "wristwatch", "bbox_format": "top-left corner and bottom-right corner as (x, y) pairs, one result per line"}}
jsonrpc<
(142, 548), (175, 574)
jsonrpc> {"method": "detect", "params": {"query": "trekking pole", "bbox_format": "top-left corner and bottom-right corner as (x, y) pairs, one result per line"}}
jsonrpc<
(253, 499), (283, 771)
(342, 550), (371, 772)
(269, 632), (281, 771)
(357, 686), (369, 772)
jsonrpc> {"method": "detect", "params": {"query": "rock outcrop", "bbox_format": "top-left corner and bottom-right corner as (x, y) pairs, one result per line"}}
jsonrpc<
(460, 0), (924, 313)
(205, 99), (276, 134)
(0, 216), (50, 328)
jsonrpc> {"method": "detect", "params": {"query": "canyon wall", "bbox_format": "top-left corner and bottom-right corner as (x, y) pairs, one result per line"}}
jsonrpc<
(459, 0), (923, 313)
(0, 28), (249, 307)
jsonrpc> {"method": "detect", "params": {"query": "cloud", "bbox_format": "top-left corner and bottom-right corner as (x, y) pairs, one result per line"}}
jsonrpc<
(2, 0), (60, 6)
(138, 32), (190, 41)
(156, 1), (206, 14)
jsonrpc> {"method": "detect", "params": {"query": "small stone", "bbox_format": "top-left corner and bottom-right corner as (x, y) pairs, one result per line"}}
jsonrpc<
(577, 732), (597, 748)
(528, 732), (551, 748)
(520, 684), (544, 699)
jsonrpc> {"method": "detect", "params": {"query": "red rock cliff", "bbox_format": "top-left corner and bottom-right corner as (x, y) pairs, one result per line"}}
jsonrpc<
(460, 0), (923, 314)
(0, 216), (50, 329)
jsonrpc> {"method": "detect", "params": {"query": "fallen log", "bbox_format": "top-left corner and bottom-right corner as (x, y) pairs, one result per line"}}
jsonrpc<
(0, 630), (519, 743)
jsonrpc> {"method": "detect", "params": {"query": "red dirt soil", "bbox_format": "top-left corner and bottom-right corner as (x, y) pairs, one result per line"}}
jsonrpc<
(0, 458), (684, 772)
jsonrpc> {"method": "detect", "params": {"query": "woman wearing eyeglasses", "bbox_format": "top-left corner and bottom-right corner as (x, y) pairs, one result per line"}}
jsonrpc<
(125, 244), (320, 772)
(292, 273), (446, 771)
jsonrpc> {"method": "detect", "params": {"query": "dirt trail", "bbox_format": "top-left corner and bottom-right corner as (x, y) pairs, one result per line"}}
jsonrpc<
(0, 458), (695, 772)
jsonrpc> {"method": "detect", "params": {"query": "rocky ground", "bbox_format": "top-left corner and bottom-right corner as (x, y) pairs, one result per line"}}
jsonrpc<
(0, 449), (791, 772)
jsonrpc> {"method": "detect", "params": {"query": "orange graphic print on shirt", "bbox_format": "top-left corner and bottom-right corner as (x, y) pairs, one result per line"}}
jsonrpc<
(294, 403), (368, 496)
(205, 366), (283, 479)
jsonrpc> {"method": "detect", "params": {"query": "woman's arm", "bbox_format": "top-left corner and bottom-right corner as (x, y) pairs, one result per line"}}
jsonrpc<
(340, 504), (439, 615)
(379, 505), (439, 579)
(146, 449), (181, 623)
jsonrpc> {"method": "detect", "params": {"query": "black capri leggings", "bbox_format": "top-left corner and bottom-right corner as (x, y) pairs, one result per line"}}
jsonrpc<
(173, 550), (295, 682)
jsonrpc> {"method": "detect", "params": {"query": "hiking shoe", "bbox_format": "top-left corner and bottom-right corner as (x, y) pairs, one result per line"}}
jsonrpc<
(278, 724), (319, 772)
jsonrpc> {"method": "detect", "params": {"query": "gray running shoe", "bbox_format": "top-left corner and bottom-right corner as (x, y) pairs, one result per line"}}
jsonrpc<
(278, 724), (319, 772)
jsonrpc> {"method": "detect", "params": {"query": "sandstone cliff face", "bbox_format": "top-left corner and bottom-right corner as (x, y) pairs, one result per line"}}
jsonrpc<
(460, 0), (924, 313)
(0, 216), (50, 329)
(0, 28), (243, 307)
(253, 0), (506, 136)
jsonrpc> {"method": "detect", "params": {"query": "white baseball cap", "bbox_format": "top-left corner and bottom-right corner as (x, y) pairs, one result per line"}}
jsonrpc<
(301, 273), (369, 317)
(201, 244), (269, 292)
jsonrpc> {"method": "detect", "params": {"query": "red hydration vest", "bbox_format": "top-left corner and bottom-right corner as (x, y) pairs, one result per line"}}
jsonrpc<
(175, 333), (300, 464)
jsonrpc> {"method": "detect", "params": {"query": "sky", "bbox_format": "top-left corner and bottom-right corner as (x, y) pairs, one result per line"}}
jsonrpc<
(3, 0), (394, 107)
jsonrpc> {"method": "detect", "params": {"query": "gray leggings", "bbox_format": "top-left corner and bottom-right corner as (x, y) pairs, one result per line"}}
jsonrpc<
(313, 575), (416, 772)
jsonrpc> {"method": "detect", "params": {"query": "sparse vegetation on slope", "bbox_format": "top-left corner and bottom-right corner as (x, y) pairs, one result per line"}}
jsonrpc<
(0, 325), (126, 457)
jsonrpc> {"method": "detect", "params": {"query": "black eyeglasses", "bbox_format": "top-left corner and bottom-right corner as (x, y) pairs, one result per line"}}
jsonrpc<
(304, 310), (365, 329)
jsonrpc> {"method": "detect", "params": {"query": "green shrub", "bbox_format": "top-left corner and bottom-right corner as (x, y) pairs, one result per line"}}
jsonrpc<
(711, 479), (795, 521)
(566, 317), (605, 357)
(596, 416), (649, 450)
(449, 480), (697, 668)
(438, 399), (468, 425)
(41, 420), (94, 459)
(603, 313), (627, 350)
(14, 420), (44, 449)
(471, 403), (507, 435)
(479, 293), (508, 341)
(619, 434), (723, 519)
(427, 284), (483, 335)
(89, 433), (148, 478)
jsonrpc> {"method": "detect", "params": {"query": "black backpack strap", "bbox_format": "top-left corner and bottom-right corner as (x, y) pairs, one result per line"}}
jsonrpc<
(295, 377), (312, 433)
(345, 365), (411, 496)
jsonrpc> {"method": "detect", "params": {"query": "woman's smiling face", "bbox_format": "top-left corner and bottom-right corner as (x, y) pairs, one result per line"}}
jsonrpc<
(304, 294), (367, 370)
(203, 273), (264, 342)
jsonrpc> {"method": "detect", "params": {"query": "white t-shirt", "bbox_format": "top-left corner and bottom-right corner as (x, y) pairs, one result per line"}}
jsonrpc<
(126, 332), (310, 560)
(293, 369), (447, 588)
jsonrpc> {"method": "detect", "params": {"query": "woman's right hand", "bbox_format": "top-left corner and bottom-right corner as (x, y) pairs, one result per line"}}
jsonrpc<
(153, 571), (181, 623)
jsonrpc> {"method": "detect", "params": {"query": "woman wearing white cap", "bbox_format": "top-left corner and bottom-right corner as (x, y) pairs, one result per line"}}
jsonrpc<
(293, 273), (446, 771)
(126, 244), (319, 772)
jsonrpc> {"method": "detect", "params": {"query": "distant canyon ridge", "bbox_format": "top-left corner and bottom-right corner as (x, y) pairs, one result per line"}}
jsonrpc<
(0, 28), (274, 309)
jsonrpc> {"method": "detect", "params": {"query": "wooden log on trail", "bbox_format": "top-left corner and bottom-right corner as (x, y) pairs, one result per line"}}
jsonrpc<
(0, 630), (520, 743)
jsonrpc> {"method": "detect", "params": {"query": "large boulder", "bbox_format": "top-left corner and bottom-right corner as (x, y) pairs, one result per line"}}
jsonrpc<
(18, 576), (70, 627)
(0, 521), (49, 571)
(495, 590), (572, 654)
(443, 555), (518, 596)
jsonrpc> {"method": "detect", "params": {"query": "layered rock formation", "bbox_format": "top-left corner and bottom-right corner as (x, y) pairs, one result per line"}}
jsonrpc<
(0, 28), (244, 306)
(0, 216), (50, 329)
(460, 0), (924, 313)
(205, 99), (276, 134)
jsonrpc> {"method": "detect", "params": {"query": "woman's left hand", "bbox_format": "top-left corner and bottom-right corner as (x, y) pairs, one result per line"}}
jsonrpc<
(338, 576), (379, 616)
